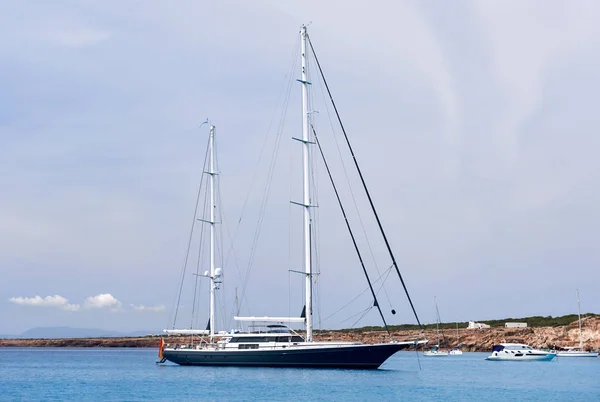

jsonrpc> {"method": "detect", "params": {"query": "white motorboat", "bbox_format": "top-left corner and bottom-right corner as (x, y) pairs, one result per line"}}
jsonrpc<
(486, 343), (556, 361)
(556, 289), (598, 358)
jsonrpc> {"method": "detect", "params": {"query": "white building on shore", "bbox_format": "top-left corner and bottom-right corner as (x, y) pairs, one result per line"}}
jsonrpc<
(467, 321), (491, 329)
(505, 322), (527, 328)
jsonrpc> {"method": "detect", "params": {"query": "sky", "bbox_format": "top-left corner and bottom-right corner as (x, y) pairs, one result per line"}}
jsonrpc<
(1, 0), (599, 335)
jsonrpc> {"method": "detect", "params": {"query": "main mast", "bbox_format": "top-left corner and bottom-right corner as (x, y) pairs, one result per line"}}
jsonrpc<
(577, 289), (582, 350)
(456, 323), (459, 345)
(434, 297), (441, 345)
(209, 125), (216, 341)
(300, 25), (313, 342)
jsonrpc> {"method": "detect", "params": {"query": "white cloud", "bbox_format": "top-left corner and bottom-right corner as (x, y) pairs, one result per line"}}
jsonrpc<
(84, 293), (122, 311)
(9, 295), (80, 312)
(8, 293), (165, 314)
(130, 304), (165, 313)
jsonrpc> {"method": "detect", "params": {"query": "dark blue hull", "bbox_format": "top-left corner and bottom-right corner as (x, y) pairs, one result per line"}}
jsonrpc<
(163, 343), (409, 369)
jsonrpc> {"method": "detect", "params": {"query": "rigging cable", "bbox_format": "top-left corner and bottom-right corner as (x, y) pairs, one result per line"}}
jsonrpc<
(238, 38), (300, 314)
(312, 124), (392, 339)
(218, 180), (244, 329)
(313, 62), (394, 313)
(307, 34), (423, 331)
(307, 55), (323, 331)
(350, 305), (374, 329)
(414, 344), (422, 370)
(435, 297), (446, 344)
(170, 133), (210, 329)
(191, 178), (210, 330)
(221, 34), (302, 322)
(320, 265), (392, 325)
(337, 305), (372, 326)
(213, 135), (228, 331)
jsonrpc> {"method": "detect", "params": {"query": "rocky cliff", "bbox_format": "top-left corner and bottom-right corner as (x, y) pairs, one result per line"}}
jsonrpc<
(2, 317), (599, 352)
(319, 316), (600, 352)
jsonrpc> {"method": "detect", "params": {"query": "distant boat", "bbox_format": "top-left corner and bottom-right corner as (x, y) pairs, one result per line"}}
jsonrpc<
(556, 346), (597, 357)
(424, 345), (449, 356)
(556, 289), (598, 358)
(448, 323), (463, 355)
(486, 343), (556, 361)
(424, 297), (449, 356)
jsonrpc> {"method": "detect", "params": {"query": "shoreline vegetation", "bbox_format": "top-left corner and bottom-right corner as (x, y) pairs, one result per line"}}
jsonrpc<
(2, 315), (599, 352)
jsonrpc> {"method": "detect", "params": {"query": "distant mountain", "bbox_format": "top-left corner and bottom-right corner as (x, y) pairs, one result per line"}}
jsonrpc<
(16, 327), (160, 339)
(0, 333), (16, 339)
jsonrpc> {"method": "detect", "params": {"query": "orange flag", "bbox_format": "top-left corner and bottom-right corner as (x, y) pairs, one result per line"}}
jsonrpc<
(158, 338), (165, 359)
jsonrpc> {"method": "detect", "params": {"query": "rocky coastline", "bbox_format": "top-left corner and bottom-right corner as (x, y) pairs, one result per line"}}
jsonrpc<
(2, 317), (599, 352)
(323, 316), (600, 352)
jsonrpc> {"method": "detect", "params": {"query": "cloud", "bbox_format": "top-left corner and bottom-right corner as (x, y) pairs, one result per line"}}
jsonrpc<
(130, 304), (165, 313)
(84, 293), (122, 311)
(9, 295), (80, 312)
(8, 293), (164, 314)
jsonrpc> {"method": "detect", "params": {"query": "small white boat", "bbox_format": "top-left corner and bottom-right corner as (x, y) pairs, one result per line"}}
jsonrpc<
(424, 345), (449, 356)
(556, 289), (599, 358)
(556, 347), (598, 357)
(448, 323), (463, 355)
(423, 298), (449, 356)
(486, 343), (556, 361)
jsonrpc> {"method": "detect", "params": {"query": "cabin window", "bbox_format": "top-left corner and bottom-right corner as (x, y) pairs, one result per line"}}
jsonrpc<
(229, 335), (302, 343)
(274, 336), (304, 343)
(238, 344), (259, 349)
(230, 337), (273, 343)
(245, 337), (270, 343)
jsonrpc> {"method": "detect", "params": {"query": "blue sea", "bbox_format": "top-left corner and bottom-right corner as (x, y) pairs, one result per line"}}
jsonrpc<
(1, 348), (598, 401)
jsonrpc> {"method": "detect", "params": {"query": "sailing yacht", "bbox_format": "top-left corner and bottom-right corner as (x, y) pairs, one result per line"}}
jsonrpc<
(448, 323), (463, 355)
(424, 297), (448, 356)
(159, 26), (427, 369)
(423, 345), (448, 357)
(556, 290), (598, 357)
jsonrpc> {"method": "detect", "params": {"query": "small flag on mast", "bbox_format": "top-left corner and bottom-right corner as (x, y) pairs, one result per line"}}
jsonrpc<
(199, 118), (209, 128)
(158, 338), (165, 359)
